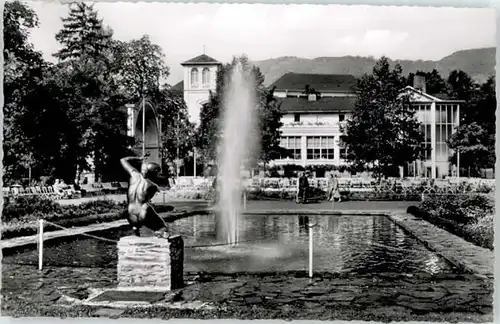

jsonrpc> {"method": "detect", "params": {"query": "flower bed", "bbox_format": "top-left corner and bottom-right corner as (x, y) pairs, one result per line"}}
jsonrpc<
(411, 193), (494, 250)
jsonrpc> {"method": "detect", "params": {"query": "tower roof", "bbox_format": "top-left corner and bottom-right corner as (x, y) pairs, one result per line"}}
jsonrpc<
(181, 54), (221, 66)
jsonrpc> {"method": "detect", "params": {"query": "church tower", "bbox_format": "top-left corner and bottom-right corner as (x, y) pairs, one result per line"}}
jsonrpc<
(180, 53), (221, 125)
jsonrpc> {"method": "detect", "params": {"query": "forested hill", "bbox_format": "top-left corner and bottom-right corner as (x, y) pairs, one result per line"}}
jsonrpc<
(252, 47), (495, 85)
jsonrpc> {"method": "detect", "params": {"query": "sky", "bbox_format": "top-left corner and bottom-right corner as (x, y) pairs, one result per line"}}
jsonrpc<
(26, 1), (495, 84)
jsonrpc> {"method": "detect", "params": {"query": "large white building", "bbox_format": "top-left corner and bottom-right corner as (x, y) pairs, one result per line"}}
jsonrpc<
(270, 73), (357, 169)
(270, 73), (462, 179)
(172, 53), (462, 179)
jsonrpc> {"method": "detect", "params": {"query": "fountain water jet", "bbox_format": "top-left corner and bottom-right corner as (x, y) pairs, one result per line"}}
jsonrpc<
(216, 60), (256, 245)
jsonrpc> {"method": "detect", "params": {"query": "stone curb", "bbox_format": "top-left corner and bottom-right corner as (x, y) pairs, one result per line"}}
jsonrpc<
(0, 210), (207, 251)
(387, 212), (494, 278)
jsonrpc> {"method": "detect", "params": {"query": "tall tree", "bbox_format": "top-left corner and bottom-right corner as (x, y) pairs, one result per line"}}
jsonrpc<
(446, 69), (479, 124)
(3, 0), (48, 184)
(53, 3), (131, 182)
(196, 55), (283, 167)
(152, 87), (196, 165)
(345, 57), (425, 177)
(114, 35), (170, 101)
(112, 35), (180, 172)
(54, 3), (113, 62)
(448, 75), (495, 174)
(448, 122), (494, 176)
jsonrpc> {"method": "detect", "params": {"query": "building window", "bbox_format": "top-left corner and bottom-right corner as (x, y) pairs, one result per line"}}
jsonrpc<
(414, 104), (432, 161)
(280, 136), (301, 160)
(435, 104), (458, 162)
(306, 136), (334, 160)
(190, 68), (199, 88)
(339, 135), (348, 160)
(294, 114), (300, 122)
(339, 114), (345, 122)
(202, 68), (210, 88)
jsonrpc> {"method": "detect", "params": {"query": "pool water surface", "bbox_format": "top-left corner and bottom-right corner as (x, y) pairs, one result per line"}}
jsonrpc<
(4, 214), (456, 275)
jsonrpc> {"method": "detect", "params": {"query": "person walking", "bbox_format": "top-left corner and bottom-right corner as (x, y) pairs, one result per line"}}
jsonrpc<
(328, 172), (341, 202)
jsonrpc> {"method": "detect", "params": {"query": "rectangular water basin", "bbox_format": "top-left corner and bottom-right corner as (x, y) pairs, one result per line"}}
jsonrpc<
(3, 214), (456, 275)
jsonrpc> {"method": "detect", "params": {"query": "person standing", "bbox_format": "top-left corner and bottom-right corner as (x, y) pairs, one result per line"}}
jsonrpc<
(328, 172), (341, 202)
(296, 171), (310, 204)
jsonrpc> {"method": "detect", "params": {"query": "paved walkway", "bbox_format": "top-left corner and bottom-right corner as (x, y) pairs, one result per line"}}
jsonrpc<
(1, 264), (492, 321)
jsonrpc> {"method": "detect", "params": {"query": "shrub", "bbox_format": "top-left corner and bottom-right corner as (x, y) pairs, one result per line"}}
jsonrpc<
(421, 194), (494, 225)
(3, 196), (60, 222)
(465, 214), (493, 249)
(417, 193), (494, 250)
(2, 196), (127, 223)
(476, 182), (494, 194)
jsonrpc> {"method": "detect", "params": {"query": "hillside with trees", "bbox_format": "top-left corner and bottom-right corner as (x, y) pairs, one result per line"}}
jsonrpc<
(254, 47), (495, 86)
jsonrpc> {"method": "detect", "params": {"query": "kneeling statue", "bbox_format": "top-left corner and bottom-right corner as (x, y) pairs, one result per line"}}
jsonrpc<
(120, 154), (169, 237)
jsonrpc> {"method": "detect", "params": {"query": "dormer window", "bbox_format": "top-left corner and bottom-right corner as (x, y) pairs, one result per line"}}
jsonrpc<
(190, 68), (199, 88)
(202, 68), (210, 88)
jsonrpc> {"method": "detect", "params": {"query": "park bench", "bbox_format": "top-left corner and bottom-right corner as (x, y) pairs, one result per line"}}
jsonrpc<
(19, 187), (34, 196)
(48, 186), (67, 199)
(30, 186), (41, 197)
(101, 182), (119, 194)
(33, 186), (43, 195)
(110, 182), (125, 193)
(80, 184), (101, 197)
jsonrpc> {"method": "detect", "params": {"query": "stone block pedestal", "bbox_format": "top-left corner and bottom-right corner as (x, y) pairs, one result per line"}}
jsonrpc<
(117, 235), (184, 291)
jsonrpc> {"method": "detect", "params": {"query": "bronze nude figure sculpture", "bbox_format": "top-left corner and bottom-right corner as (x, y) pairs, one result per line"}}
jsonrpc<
(120, 154), (169, 237)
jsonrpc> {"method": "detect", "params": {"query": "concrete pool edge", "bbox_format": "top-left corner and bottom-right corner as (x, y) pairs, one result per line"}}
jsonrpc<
(386, 212), (494, 278)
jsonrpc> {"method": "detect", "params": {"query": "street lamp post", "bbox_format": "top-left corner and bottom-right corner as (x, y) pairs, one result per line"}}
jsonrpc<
(193, 148), (197, 178)
(176, 110), (180, 177)
(142, 96), (146, 158)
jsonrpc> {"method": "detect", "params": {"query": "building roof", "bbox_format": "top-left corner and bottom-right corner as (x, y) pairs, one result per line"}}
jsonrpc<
(279, 96), (356, 114)
(171, 80), (184, 92)
(271, 73), (357, 93)
(402, 86), (465, 103)
(181, 54), (221, 66)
